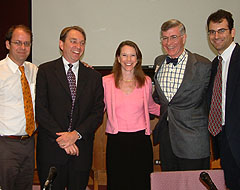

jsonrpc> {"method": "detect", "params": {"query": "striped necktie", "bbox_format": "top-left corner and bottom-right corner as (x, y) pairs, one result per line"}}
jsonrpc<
(208, 56), (222, 136)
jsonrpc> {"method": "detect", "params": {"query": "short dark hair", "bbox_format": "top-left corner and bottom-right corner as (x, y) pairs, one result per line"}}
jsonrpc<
(60, 26), (86, 42)
(5, 25), (33, 42)
(207, 9), (234, 31)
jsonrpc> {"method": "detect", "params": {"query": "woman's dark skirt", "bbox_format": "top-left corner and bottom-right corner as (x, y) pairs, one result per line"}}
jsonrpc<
(106, 130), (153, 190)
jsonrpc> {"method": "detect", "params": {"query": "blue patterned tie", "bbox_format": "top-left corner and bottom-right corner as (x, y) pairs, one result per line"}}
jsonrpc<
(208, 56), (222, 136)
(67, 64), (77, 131)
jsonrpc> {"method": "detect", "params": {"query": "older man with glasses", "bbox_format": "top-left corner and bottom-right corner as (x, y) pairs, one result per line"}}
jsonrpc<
(152, 19), (212, 171)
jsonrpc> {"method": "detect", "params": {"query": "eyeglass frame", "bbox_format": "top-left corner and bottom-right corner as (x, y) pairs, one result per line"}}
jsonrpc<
(208, 28), (229, 36)
(160, 35), (183, 43)
(10, 40), (32, 47)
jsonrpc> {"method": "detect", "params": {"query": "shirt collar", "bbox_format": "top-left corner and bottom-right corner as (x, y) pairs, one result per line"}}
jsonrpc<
(62, 56), (79, 69)
(220, 42), (236, 62)
(6, 54), (26, 74)
(177, 49), (187, 65)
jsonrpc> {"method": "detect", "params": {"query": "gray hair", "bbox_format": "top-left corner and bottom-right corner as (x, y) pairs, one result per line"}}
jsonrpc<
(161, 19), (186, 35)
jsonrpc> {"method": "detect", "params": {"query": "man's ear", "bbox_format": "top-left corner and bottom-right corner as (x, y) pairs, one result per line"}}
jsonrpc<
(6, 40), (10, 50)
(231, 28), (236, 38)
(59, 40), (64, 51)
(182, 34), (187, 45)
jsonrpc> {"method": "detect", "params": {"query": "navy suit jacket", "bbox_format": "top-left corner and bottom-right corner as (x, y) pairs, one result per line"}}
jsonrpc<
(208, 43), (240, 167)
(35, 57), (104, 171)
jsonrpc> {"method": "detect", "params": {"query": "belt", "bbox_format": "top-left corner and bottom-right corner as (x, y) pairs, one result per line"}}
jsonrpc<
(3, 130), (38, 140)
(5, 135), (31, 140)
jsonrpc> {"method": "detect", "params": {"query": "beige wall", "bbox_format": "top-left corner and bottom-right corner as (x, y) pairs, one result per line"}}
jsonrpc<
(32, 0), (240, 67)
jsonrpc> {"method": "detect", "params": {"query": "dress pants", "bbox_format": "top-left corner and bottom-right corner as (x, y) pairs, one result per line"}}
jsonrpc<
(38, 157), (90, 190)
(217, 126), (240, 190)
(0, 136), (34, 190)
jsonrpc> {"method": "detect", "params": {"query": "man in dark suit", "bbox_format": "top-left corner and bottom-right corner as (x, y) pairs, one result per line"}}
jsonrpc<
(153, 19), (211, 171)
(207, 9), (240, 189)
(35, 26), (104, 190)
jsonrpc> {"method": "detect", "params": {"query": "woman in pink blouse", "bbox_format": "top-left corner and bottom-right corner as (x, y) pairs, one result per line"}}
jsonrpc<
(103, 40), (160, 190)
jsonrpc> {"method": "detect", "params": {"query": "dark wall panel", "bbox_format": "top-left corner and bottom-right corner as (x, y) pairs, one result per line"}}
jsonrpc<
(0, 0), (31, 60)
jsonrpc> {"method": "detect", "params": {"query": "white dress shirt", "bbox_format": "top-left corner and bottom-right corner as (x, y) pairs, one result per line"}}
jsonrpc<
(62, 56), (79, 85)
(220, 42), (236, 125)
(0, 55), (38, 135)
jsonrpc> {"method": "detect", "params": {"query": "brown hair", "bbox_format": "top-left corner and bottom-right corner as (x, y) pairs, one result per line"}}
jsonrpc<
(112, 40), (145, 88)
(5, 25), (33, 42)
(60, 26), (86, 42)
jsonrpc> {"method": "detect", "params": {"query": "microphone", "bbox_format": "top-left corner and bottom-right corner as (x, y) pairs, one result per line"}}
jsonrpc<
(200, 171), (218, 190)
(43, 166), (57, 190)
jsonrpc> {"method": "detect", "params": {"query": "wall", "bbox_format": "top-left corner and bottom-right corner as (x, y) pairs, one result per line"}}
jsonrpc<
(32, 0), (240, 66)
(0, 0), (31, 60)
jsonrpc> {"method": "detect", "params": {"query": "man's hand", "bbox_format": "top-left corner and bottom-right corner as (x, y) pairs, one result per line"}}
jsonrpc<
(64, 144), (79, 156)
(56, 131), (79, 149)
(82, 62), (94, 69)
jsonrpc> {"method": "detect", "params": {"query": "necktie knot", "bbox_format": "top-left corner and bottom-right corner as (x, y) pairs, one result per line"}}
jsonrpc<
(166, 56), (178, 66)
(19, 66), (24, 73)
(218, 56), (223, 62)
(68, 64), (73, 69)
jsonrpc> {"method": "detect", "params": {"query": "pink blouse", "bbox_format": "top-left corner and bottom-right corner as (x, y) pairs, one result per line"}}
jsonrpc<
(103, 74), (160, 135)
(115, 87), (146, 132)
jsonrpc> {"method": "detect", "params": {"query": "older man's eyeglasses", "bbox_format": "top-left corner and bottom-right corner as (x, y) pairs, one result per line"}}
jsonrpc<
(10, 41), (31, 47)
(208, 28), (229, 36)
(160, 35), (183, 43)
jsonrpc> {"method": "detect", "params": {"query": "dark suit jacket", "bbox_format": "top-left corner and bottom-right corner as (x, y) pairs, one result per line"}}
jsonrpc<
(153, 50), (212, 159)
(35, 57), (104, 171)
(208, 43), (240, 167)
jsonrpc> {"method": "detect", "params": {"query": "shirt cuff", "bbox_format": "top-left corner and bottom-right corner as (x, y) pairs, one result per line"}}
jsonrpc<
(74, 130), (82, 140)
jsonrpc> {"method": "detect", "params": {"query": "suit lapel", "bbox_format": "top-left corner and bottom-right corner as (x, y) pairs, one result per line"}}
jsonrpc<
(54, 57), (71, 97)
(154, 55), (169, 103)
(174, 51), (196, 96)
(75, 62), (88, 100)
(226, 44), (240, 111)
(167, 50), (197, 102)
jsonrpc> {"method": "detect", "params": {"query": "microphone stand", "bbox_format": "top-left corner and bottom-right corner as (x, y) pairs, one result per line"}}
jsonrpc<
(43, 183), (53, 190)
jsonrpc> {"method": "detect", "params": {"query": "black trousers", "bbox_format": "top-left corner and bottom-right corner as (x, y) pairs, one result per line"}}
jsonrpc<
(0, 136), (35, 190)
(159, 123), (210, 171)
(106, 130), (153, 190)
(37, 157), (90, 190)
(216, 127), (240, 190)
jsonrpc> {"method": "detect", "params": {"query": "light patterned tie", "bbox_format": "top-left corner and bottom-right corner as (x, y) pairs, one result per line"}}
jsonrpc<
(19, 66), (35, 136)
(208, 56), (222, 136)
(67, 64), (77, 131)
